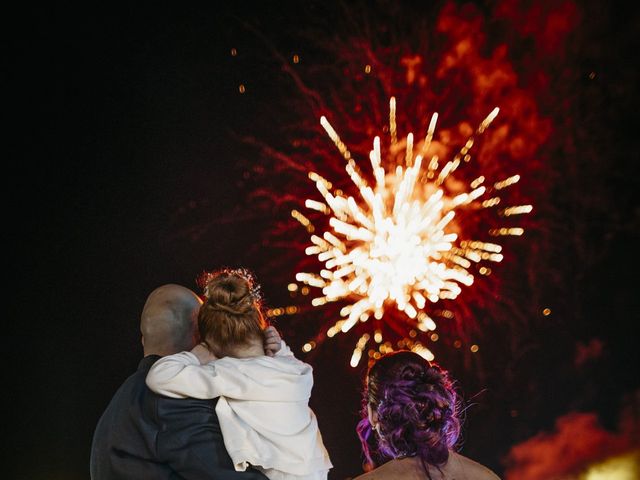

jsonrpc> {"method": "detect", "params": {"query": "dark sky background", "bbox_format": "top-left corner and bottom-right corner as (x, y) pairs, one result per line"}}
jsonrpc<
(9, 2), (639, 479)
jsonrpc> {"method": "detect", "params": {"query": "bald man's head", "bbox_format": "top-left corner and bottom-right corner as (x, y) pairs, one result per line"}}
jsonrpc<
(140, 284), (203, 357)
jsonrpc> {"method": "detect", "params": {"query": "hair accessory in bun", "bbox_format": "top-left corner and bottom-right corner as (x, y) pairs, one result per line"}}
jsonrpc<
(200, 267), (262, 303)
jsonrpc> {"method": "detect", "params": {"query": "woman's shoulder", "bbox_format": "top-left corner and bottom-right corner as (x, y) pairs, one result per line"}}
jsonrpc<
(351, 457), (426, 480)
(352, 453), (501, 480)
(448, 452), (501, 479)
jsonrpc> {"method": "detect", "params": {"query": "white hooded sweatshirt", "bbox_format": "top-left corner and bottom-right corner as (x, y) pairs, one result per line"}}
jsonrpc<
(145, 342), (332, 480)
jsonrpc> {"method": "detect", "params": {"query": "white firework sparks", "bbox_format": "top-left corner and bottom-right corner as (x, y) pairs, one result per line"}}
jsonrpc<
(291, 98), (531, 364)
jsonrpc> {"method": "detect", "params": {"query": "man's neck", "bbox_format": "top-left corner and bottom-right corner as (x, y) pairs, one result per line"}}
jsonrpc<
(143, 344), (183, 357)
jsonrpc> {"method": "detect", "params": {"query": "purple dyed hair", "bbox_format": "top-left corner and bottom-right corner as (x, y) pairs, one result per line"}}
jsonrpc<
(357, 351), (461, 474)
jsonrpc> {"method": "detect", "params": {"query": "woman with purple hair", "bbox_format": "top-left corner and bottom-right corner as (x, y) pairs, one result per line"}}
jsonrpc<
(354, 351), (500, 479)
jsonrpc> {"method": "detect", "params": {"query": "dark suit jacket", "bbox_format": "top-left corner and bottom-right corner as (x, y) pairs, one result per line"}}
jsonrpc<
(90, 355), (268, 480)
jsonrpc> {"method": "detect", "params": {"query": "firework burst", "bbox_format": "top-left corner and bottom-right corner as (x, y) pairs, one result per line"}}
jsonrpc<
(291, 98), (531, 366)
(204, 0), (573, 368)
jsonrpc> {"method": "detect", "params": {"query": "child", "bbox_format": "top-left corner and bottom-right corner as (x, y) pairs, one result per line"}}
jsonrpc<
(146, 268), (332, 480)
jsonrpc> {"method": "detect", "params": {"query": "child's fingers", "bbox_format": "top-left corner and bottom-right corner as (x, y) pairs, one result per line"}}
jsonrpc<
(264, 325), (279, 337)
(264, 326), (283, 355)
(264, 327), (281, 342)
(265, 338), (281, 350)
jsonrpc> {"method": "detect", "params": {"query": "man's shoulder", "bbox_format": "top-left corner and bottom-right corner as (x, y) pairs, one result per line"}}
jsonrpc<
(99, 367), (148, 415)
(107, 356), (159, 400)
(153, 393), (219, 423)
(154, 394), (217, 407)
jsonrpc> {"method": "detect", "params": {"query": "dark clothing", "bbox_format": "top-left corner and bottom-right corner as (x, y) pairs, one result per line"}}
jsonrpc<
(90, 355), (268, 480)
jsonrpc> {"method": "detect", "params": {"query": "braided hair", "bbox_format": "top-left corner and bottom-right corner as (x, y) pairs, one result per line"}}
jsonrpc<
(357, 351), (461, 475)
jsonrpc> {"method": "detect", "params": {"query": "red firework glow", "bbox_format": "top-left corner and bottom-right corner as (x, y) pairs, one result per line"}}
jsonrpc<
(235, 0), (574, 365)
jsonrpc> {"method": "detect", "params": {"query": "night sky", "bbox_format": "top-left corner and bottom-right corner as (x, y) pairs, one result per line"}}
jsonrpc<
(10, 2), (639, 479)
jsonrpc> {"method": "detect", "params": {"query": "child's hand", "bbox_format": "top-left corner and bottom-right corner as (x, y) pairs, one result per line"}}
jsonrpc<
(191, 343), (217, 364)
(264, 326), (282, 357)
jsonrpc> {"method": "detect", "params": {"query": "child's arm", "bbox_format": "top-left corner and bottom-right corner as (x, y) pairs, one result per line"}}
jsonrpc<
(145, 351), (223, 399)
(273, 339), (294, 357)
(190, 342), (218, 364)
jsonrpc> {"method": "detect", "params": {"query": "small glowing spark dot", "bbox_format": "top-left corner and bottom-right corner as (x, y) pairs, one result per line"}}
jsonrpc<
(293, 54), (300, 64)
(238, 84), (246, 94)
(543, 308), (552, 316)
(230, 48), (237, 56)
(287, 283), (298, 292)
(453, 340), (462, 348)
(364, 64), (372, 74)
(470, 344), (479, 353)
(293, 98), (530, 363)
